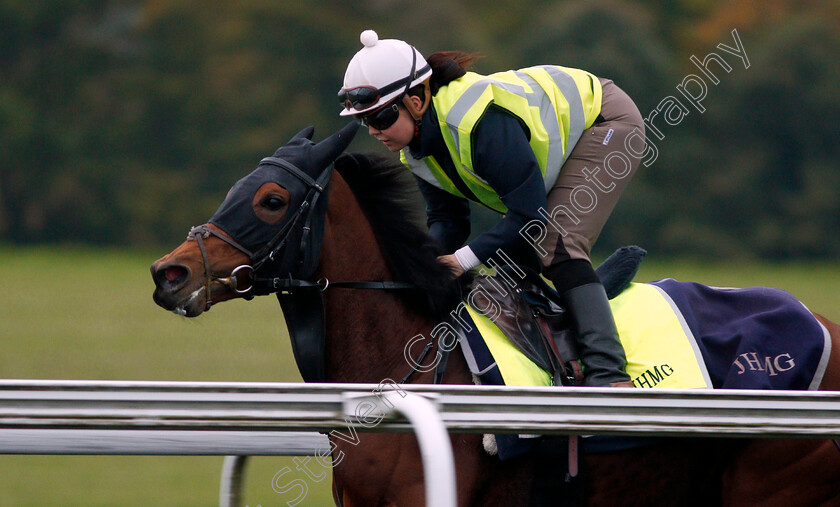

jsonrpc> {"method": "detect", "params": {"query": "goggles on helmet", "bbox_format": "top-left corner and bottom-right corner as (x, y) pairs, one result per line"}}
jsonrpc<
(338, 47), (429, 113)
(339, 82), (406, 112)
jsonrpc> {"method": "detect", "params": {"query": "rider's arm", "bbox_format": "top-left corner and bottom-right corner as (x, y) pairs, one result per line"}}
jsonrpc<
(415, 175), (471, 254)
(456, 106), (548, 269)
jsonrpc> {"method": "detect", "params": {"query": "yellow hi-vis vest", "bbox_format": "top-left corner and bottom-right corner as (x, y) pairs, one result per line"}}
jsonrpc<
(400, 66), (603, 213)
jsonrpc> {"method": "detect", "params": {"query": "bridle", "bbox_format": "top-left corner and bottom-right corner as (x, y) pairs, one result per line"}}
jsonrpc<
(186, 155), (414, 312)
(182, 151), (470, 389)
(184, 152), (446, 385)
(186, 224), (255, 310)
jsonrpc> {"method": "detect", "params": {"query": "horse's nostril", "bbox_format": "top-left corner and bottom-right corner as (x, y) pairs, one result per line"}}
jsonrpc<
(153, 263), (190, 289)
(164, 266), (187, 283)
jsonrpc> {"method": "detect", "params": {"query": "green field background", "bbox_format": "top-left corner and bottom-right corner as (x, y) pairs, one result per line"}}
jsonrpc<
(0, 247), (838, 506)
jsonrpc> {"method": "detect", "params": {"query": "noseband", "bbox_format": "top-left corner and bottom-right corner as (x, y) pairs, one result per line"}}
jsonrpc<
(186, 224), (255, 311)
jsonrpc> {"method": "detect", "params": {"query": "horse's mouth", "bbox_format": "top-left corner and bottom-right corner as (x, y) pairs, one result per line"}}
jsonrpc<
(151, 261), (212, 317)
(176, 287), (208, 317)
(153, 285), (208, 318)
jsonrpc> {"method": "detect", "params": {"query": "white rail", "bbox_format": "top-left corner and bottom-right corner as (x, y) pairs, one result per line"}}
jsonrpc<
(0, 429), (329, 455)
(3, 380), (840, 507)
(2, 380), (840, 438)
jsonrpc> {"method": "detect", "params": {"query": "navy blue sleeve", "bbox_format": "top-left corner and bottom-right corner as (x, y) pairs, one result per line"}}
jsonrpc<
(467, 106), (548, 262)
(415, 176), (471, 254)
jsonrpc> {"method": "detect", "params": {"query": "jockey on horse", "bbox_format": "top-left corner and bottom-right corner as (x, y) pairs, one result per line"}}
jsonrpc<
(337, 30), (646, 387)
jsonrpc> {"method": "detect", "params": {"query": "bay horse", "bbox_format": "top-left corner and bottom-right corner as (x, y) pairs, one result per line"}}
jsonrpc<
(151, 123), (840, 506)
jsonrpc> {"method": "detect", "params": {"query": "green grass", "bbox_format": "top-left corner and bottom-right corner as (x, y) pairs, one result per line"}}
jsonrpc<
(0, 246), (334, 506)
(631, 258), (840, 321)
(0, 246), (838, 505)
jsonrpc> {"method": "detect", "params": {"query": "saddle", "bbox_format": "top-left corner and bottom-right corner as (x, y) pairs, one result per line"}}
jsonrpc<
(468, 245), (646, 387)
(465, 246), (646, 485)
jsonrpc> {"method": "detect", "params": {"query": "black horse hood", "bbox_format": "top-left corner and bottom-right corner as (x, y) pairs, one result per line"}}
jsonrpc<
(209, 122), (358, 278)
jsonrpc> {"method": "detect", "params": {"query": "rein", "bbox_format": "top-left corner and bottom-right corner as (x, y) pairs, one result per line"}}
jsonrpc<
(254, 276), (415, 292)
(186, 223), (416, 311)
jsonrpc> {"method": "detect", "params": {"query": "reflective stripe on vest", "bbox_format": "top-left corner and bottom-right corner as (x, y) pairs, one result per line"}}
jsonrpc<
(400, 151), (467, 198)
(402, 66), (602, 213)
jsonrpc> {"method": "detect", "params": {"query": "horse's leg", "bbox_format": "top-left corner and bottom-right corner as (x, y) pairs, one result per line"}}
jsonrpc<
(334, 432), (510, 507)
(332, 433), (432, 507)
(720, 313), (840, 506)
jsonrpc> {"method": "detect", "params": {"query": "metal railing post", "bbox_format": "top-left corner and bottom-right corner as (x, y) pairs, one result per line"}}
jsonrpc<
(219, 455), (248, 507)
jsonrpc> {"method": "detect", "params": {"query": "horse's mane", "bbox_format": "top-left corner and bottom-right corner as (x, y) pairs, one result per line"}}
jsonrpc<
(334, 152), (470, 320)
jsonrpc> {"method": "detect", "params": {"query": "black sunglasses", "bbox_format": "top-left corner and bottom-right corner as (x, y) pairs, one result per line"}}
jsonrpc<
(357, 102), (401, 130)
(338, 47), (428, 112)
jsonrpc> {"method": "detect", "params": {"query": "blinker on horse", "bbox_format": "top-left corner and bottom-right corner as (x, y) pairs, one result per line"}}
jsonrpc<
(152, 123), (840, 506)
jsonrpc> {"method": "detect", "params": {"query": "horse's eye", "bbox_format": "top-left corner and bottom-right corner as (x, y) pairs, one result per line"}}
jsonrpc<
(261, 195), (287, 211)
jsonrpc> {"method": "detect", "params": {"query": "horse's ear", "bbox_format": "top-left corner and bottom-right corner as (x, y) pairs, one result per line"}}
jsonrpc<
(274, 125), (315, 157)
(311, 121), (359, 171)
(273, 126), (317, 157)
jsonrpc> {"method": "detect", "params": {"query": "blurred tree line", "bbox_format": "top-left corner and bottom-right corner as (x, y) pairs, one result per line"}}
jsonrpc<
(1, 0), (838, 259)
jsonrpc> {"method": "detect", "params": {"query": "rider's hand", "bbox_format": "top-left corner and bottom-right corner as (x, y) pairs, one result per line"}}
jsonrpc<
(437, 254), (465, 277)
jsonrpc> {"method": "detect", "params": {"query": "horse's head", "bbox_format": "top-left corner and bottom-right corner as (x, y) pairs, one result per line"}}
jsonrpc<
(151, 122), (359, 317)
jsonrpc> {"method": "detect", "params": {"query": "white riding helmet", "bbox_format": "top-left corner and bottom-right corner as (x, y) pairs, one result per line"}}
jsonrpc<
(338, 30), (432, 117)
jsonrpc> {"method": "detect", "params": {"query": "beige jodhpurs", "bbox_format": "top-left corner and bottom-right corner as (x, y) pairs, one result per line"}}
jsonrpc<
(538, 79), (646, 268)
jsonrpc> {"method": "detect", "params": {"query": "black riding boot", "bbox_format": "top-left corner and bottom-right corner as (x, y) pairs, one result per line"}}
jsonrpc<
(561, 282), (632, 387)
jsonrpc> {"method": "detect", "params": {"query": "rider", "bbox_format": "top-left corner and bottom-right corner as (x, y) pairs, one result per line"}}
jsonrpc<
(337, 30), (644, 387)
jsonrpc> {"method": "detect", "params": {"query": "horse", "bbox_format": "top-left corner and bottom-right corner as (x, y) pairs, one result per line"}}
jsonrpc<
(151, 122), (840, 506)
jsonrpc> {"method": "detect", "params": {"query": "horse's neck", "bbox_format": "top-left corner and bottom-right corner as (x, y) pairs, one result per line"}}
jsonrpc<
(316, 175), (432, 383)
